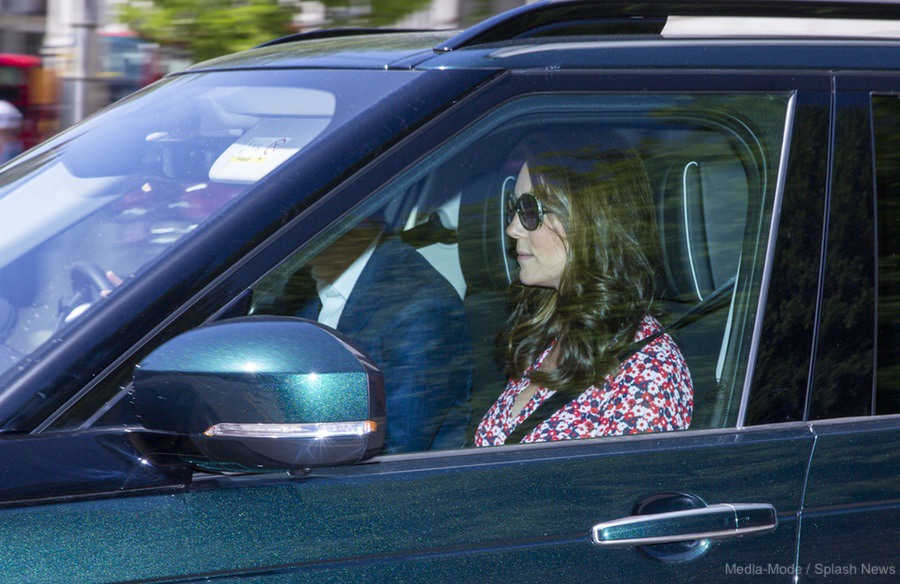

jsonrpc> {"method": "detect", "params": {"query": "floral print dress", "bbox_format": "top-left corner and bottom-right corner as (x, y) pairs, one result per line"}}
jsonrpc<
(474, 315), (693, 446)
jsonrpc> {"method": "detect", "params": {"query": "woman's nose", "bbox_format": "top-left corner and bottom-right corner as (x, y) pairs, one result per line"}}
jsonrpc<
(506, 212), (526, 239)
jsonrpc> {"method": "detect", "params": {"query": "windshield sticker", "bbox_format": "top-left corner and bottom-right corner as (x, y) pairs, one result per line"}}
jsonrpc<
(210, 118), (330, 183)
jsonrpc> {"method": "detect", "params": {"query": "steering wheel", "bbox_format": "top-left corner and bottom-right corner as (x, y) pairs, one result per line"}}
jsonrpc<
(57, 262), (113, 328)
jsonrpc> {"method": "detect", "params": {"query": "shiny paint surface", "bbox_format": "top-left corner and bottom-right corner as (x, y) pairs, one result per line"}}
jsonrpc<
(133, 318), (386, 470)
(418, 41), (900, 72)
(187, 33), (900, 75)
(190, 32), (456, 71)
(138, 318), (371, 375)
(0, 430), (188, 505)
(799, 418), (900, 581)
(0, 425), (810, 582)
(139, 371), (371, 425)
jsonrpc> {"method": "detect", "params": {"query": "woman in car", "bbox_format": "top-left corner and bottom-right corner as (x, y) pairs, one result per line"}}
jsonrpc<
(474, 130), (693, 446)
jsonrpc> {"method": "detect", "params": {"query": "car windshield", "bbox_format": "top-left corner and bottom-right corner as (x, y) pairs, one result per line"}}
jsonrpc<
(0, 69), (421, 376)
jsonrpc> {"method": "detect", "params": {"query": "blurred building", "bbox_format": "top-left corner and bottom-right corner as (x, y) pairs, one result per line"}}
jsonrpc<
(0, 1), (56, 146)
(41, 0), (110, 126)
(0, 0), (162, 131)
(394, 0), (522, 29)
(296, 0), (524, 31)
(0, 1), (44, 54)
(1, 0), (110, 132)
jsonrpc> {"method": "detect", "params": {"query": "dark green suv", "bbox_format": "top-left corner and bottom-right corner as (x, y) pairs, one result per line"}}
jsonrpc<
(0, 1), (897, 581)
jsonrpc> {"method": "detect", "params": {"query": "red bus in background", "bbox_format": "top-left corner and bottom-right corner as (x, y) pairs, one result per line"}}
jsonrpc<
(0, 53), (58, 149)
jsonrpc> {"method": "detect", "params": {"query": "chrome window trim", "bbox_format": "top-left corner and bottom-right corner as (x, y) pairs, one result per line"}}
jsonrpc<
(737, 92), (798, 428)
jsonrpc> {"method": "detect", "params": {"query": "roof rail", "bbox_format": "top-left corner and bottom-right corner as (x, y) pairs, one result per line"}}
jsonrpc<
(256, 28), (449, 49)
(436, 0), (900, 51)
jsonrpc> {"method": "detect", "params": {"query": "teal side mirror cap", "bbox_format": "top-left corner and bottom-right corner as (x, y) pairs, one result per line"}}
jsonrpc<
(133, 316), (385, 472)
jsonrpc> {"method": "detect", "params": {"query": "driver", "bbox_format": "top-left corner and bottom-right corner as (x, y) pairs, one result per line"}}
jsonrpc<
(274, 222), (472, 453)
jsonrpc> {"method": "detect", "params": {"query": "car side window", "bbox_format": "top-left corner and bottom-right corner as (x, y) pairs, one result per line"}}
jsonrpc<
(250, 93), (790, 453)
(875, 95), (900, 415)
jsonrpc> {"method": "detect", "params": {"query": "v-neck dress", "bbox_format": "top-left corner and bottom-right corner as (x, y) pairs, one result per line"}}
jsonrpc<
(474, 315), (693, 446)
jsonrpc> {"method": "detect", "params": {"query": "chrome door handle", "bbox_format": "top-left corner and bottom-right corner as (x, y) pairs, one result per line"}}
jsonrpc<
(591, 503), (777, 547)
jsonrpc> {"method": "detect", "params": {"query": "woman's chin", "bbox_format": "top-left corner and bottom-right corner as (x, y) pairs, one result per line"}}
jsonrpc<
(519, 274), (558, 290)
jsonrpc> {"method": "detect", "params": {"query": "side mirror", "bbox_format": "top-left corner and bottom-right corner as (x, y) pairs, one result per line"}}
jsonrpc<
(132, 316), (385, 473)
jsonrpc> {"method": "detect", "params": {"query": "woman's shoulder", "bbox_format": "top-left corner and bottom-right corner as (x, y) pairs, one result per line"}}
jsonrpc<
(633, 314), (664, 341)
(633, 315), (677, 352)
(624, 314), (691, 379)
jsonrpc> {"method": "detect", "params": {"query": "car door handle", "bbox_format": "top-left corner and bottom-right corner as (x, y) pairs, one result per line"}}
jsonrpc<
(591, 503), (777, 547)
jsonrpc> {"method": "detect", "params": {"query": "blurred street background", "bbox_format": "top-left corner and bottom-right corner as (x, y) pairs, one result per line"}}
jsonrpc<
(0, 0), (524, 150)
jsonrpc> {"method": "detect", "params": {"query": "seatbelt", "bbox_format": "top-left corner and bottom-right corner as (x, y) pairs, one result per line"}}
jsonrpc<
(615, 275), (737, 362)
(504, 275), (736, 444)
(504, 387), (579, 444)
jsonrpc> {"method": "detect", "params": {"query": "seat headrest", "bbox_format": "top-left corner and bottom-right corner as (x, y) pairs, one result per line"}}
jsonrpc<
(655, 147), (749, 304)
(458, 172), (517, 294)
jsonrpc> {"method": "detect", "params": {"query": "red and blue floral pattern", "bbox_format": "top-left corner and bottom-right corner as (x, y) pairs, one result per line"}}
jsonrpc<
(475, 315), (693, 446)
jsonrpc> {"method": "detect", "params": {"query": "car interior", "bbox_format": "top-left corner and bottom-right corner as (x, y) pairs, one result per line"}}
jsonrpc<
(390, 117), (765, 440)
(248, 102), (775, 448)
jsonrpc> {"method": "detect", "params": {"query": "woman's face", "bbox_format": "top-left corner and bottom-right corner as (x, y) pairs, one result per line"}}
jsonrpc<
(506, 162), (569, 289)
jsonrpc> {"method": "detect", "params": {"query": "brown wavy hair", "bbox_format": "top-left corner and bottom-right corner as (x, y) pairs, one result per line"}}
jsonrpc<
(502, 128), (659, 395)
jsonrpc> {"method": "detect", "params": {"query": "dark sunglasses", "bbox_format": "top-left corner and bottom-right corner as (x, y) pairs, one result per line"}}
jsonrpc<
(505, 192), (544, 231)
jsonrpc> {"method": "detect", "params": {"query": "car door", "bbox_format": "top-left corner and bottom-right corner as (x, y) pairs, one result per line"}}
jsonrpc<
(796, 78), (900, 582)
(1, 72), (827, 583)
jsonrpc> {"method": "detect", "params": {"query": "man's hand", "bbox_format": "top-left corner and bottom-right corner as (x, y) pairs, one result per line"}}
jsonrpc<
(100, 271), (124, 298)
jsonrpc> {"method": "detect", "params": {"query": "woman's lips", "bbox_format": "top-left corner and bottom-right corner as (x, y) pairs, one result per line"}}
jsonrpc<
(517, 253), (533, 261)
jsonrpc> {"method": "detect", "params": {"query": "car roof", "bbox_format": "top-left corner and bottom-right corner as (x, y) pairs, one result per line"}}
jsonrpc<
(183, 0), (900, 74)
(185, 32), (458, 71)
(415, 37), (900, 72)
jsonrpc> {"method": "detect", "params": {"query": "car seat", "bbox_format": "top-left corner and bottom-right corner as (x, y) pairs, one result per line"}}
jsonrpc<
(457, 166), (520, 441)
(646, 130), (752, 428)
